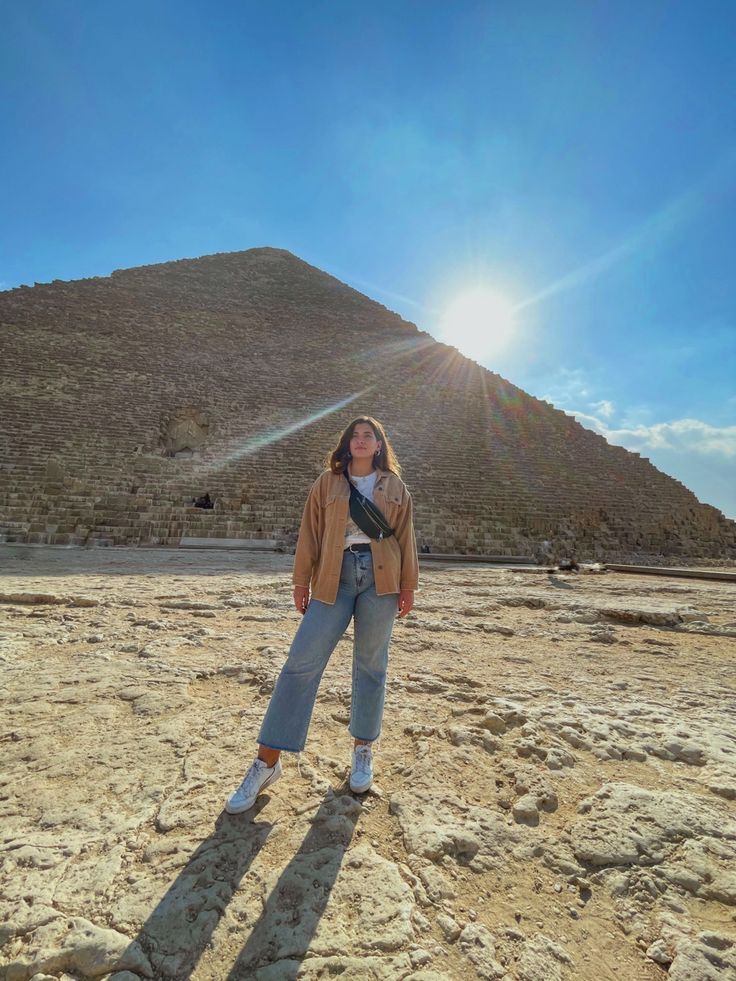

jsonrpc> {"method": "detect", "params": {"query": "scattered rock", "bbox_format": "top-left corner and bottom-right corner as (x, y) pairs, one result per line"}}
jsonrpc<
(457, 923), (506, 979)
(516, 933), (574, 980)
(2, 916), (152, 981)
(512, 794), (540, 824)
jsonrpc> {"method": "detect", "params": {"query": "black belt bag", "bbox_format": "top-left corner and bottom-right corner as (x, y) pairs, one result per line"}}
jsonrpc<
(344, 470), (395, 541)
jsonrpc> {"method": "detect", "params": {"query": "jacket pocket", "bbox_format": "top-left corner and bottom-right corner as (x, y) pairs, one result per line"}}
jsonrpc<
(382, 495), (403, 526)
(322, 491), (347, 548)
(323, 489), (344, 509)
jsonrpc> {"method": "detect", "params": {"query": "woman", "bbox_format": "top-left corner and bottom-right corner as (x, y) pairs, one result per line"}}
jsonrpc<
(225, 415), (418, 813)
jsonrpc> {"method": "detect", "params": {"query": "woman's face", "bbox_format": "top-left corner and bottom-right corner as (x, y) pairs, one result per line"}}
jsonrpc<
(349, 423), (382, 461)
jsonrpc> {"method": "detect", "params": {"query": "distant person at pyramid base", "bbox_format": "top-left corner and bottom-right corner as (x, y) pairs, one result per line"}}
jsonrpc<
(225, 415), (419, 814)
(192, 492), (214, 509)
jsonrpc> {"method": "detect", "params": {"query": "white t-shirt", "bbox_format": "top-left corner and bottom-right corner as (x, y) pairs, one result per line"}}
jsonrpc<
(344, 470), (378, 548)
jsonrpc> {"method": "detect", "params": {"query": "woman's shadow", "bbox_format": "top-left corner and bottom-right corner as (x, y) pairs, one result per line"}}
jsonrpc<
(120, 778), (361, 980)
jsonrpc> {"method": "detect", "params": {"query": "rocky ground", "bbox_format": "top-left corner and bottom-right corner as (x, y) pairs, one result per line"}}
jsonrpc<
(1, 544), (735, 981)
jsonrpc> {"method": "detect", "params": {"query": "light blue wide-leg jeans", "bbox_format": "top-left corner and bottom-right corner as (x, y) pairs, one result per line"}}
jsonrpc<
(257, 550), (398, 753)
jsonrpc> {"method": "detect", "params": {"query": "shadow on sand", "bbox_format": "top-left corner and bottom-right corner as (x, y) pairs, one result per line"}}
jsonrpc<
(120, 781), (360, 980)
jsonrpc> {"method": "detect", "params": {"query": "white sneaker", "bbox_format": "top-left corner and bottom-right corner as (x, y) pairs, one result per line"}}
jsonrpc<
(225, 757), (282, 814)
(350, 744), (373, 793)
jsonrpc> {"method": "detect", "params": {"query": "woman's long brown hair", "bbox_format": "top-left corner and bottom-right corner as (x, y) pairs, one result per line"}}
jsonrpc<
(326, 416), (402, 476)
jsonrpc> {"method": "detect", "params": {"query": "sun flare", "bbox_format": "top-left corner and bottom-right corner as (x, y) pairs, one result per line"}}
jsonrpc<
(438, 287), (516, 363)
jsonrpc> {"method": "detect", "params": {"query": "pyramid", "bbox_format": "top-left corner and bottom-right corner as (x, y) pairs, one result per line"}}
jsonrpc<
(1, 247), (734, 562)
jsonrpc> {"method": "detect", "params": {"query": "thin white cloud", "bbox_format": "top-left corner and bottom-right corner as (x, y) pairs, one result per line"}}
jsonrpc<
(589, 399), (615, 418)
(569, 411), (736, 458)
(539, 366), (592, 406)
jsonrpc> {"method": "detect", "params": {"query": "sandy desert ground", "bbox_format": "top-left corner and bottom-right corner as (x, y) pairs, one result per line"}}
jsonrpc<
(1, 544), (735, 981)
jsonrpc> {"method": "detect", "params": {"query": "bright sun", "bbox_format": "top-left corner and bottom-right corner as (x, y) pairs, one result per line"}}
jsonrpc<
(438, 287), (516, 363)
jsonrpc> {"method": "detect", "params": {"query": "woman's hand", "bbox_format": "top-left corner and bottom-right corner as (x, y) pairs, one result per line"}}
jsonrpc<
(293, 586), (310, 615)
(397, 589), (414, 618)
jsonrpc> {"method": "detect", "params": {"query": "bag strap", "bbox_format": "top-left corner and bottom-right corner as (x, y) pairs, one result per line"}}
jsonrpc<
(344, 469), (395, 540)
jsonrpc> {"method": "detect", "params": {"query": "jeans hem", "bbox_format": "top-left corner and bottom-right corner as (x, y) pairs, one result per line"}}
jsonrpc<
(257, 740), (305, 753)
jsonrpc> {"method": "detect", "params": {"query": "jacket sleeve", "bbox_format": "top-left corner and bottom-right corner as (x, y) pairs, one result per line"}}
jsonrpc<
(292, 478), (323, 588)
(394, 488), (419, 591)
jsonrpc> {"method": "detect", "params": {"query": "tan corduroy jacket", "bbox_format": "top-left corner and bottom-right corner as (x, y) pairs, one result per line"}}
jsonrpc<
(292, 467), (419, 605)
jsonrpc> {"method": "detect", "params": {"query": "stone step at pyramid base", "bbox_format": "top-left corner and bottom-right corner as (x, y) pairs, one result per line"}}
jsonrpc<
(179, 536), (281, 550)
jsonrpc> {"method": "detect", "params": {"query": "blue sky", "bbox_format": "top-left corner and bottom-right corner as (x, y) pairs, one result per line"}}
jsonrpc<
(2, 1), (735, 517)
